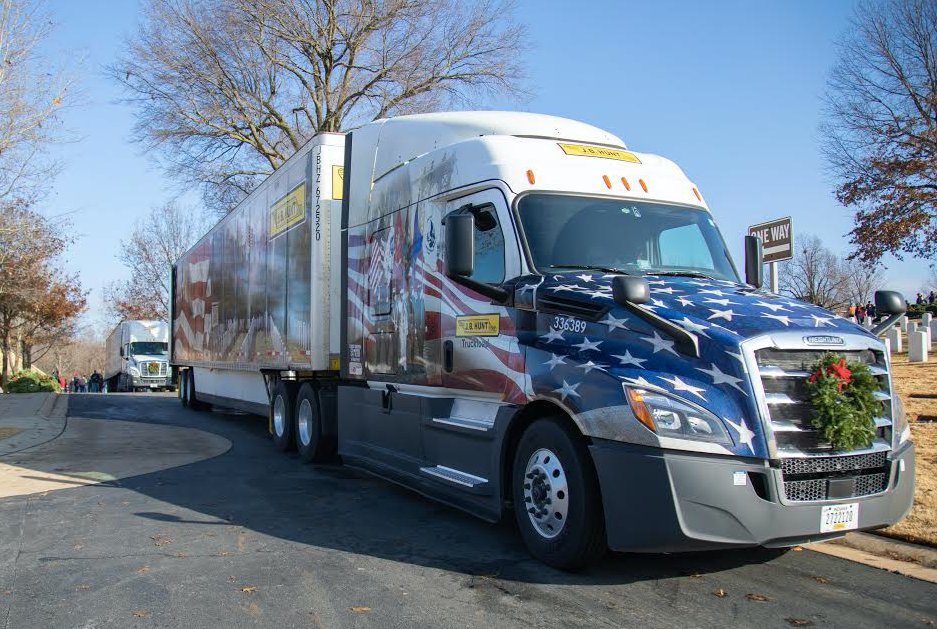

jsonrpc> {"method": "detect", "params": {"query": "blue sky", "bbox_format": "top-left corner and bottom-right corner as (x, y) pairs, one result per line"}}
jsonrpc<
(41, 0), (932, 325)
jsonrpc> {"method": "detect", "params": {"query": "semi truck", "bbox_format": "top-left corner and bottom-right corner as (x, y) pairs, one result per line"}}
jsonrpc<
(105, 320), (173, 392)
(171, 111), (914, 569)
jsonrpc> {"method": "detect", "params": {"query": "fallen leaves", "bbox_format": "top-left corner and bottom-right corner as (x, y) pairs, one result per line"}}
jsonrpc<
(746, 593), (775, 602)
(785, 619), (812, 626)
(75, 584), (90, 591)
(791, 546), (804, 551)
(132, 611), (148, 619)
(73, 543), (83, 550)
(240, 586), (257, 593)
(137, 566), (150, 574)
(810, 575), (827, 584)
(151, 534), (172, 547)
(713, 589), (727, 598)
(218, 550), (232, 556)
(350, 606), (371, 613)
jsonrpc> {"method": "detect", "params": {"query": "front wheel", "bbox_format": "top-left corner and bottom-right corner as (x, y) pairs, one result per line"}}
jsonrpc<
(512, 417), (607, 570)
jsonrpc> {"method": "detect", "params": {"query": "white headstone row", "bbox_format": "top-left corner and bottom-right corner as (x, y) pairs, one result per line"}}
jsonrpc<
(910, 330), (929, 362)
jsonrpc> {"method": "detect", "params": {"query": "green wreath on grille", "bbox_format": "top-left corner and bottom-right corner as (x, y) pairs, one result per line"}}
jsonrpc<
(804, 351), (879, 451)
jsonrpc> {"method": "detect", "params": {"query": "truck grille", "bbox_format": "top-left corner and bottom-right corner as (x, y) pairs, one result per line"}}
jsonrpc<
(756, 348), (893, 502)
(140, 361), (168, 377)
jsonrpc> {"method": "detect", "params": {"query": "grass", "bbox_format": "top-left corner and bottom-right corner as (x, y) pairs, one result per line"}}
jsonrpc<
(878, 352), (937, 547)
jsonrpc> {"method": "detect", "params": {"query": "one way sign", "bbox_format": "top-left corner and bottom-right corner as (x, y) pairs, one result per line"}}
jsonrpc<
(748, 216), (793, 263)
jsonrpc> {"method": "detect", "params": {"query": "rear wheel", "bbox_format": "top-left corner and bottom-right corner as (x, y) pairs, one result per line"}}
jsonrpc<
(179, 371), (190, 406)
(188, 370), (211, 411)
(270, 381), (297, 451)
(295, 383), (335, 463)
(512, 416), (607, 570)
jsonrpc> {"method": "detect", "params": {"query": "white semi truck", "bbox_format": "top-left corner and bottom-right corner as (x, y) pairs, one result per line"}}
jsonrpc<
(172, 112), (914, 569)
(105, 320), (173, 392)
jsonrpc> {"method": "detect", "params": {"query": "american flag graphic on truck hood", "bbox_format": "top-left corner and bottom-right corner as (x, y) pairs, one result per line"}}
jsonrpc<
(518, 272), (877, 459)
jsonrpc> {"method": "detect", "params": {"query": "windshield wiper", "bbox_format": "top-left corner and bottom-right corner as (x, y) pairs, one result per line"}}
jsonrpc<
(649, 270), (717, 280)
(544, 264), (631, 275)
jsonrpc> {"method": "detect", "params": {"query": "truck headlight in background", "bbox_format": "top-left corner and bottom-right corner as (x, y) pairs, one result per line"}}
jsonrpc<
(624, 384), (731, 444)
(129, 367), (140, 376)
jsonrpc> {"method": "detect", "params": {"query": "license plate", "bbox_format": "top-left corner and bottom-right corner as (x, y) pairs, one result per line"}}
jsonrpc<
(820, 503), (859, 533)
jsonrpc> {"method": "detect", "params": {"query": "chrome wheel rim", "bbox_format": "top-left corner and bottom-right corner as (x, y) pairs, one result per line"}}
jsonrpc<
(297, 398), (313, 446)
(523, 448), (569, 539)
(273, 395), (286, 437)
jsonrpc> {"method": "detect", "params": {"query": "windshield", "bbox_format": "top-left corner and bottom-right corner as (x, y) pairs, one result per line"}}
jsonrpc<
(517, 194), (739, 282)
(129, 342), (168, 356)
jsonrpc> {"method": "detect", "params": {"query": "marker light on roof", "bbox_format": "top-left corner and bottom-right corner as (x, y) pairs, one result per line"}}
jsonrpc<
(621, 176), (631, 191)
(639, 179), (648, 192)
(693, 187), (702, 201)
(603, 175), (612, 189)
(527, 169), (535, 184)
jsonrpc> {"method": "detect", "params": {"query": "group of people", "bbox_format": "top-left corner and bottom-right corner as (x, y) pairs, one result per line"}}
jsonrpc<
(51, 370), (106, 393)
(846, 302), (878, 322)
(915, 291), (937, 306)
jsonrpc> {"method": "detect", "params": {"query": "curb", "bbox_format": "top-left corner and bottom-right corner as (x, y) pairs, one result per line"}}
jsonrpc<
(808, 532), (937, 584)
(0, 393), (69, 457)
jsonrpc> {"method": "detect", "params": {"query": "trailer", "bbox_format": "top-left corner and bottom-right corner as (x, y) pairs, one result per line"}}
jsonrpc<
(172, 112), (914, 569)
(105, 320), (172, 392)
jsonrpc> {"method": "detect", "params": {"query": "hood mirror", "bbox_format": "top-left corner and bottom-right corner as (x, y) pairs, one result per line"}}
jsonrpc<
(874, 290), (905, 316)
(611, 276), (650, 306)
(744, 235), (763, 288)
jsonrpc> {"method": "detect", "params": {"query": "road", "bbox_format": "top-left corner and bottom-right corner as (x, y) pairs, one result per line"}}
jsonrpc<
(0, 393), (934, 628)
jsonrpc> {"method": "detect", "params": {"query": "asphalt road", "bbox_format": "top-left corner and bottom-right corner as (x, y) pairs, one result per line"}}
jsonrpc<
(1, 393), (935, 629)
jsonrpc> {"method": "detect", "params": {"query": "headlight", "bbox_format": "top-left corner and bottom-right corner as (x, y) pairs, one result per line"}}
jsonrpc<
(129, 367), (140, 376)
(894, 395), (911, 445)
(623, 384), (731, 444)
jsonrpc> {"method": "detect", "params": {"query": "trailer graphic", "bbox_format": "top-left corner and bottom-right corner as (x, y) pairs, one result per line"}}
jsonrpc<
(172, 112), (914, 569)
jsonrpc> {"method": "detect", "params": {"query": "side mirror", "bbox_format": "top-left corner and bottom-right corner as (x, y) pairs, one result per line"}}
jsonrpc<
(612, 276), (650, 305)
(444, 213), (474, 278)
(874, 290), (906, 315)
(744, 235), (764, 288)
(120, 346), (125, 357)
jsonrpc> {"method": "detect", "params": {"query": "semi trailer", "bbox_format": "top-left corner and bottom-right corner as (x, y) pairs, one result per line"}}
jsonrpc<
(105, 320), (173, 392)
(171, 111), (914, 569)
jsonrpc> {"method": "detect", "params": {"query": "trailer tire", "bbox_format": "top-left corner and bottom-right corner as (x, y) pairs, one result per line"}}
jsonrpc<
(188, 370), (211, 411)
(294, 383), (335, 463)
(270, 381), (297, 451)
(179, 371), (189, 407)
(511, 416), (606, 570)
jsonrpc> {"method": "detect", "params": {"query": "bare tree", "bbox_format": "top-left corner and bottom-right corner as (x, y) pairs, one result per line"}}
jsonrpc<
(843, 259), (885, 305)
(35, 330), (105, 379)
(105, 202), (209, 323)
(822, 0), (937, 264)
(109, 0), (529, 213)
(779, 234), (849, 310)
(0, 0), (76, 205)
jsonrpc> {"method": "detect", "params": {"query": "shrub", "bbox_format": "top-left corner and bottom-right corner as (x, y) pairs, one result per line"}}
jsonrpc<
(5, 370), (60, 393)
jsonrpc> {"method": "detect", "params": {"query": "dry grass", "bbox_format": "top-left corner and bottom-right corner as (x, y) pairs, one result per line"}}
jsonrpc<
(879, 353), (937, 547)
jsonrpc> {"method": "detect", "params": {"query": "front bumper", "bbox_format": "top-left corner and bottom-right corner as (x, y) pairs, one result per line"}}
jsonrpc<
(589, 439), (915, 553)
(131, 376), (172, 388)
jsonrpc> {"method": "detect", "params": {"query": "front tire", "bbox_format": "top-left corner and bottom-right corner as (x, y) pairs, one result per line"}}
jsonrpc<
(270, 381), (297, 451)
(512, 416), (606, 570)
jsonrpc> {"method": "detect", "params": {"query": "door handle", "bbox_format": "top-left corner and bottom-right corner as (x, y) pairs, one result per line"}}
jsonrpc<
(444, 340), (453, 373)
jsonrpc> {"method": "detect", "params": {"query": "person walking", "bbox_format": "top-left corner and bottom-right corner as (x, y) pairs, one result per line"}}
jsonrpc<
(929, 290), (936, 305)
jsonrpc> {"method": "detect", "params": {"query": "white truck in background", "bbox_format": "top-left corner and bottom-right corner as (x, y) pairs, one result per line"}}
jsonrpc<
(104, 320), (173, 392)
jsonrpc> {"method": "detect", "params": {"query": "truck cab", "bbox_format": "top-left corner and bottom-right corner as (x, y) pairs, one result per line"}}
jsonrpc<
(105, 320), (173, 392)
(339, 112), (914, 567)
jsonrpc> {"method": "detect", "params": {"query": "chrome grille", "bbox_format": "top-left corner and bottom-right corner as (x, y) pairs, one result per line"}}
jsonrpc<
(757, 348), (892, 454)
(758, 347), (894, 502)
(140, 361), (169, 377)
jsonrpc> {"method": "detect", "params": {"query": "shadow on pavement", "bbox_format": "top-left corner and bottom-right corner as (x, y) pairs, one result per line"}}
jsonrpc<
(56, 393), (788, 586)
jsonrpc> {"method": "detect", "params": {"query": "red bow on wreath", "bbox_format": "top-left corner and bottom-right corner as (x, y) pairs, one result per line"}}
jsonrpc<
(808, 358), (852, 392)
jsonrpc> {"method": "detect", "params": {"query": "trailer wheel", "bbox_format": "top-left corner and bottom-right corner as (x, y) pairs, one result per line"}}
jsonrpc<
(179, 371), (189, 406)
(270, 381), (297, 451)
(188, 370), (211, 411)
(294, 383), (336, 463)
(511, 416), (606, 570)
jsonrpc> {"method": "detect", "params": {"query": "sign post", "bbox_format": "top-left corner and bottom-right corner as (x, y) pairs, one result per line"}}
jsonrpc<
(748, 217), (793, 293)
